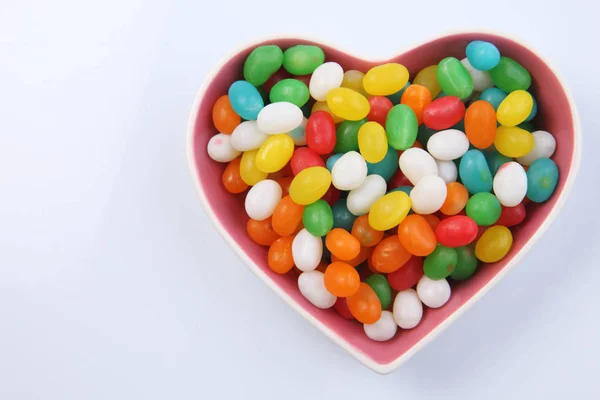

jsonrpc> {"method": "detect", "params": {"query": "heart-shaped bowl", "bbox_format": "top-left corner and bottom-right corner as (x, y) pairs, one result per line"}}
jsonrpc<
(186, 31), (581, 374)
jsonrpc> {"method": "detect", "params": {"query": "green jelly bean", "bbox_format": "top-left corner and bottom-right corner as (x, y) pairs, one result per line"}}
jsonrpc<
(386, 104), (418, 150)
(301, 101), (313, 118)
(437, 57), (474, 100)
(332, 199), (357, 232)
(364, 274), (392, 309)
(321, 237), (331, 262)
(526, 158), (559, 203)
(243, 45), (284, 86)
(484, 147), (512, 175)
(424, 245), (457, 280)
(386, 82), (410, 104)
(417, 124), (437, 147)
(256, 86), (270, 106)
(518, 121), (536, 132)
(489, 57), (532, 93)
(450, 246), (478, 280)
(366, 146), (399, 181)
(302, 199), (333, 237)
(282, 45), (325, 75)
(466, 192), (501, 226)
(334, 119), (367, 153)
(269, 78), (310, 107)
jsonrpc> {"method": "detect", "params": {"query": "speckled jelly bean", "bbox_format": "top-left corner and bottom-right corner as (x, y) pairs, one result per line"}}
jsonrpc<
(459, 150), (493, 194)
(243, 45), (284, 86)
(466, 192), (502, 226)
(306, 110), (336, 154)
(335, 119), (366, 153)
(427, 129), (470, 161)
(475, 225), (513, 263)
(517, 131), (556, 166)
(358, 121), (388, 163)
(479, 87), (507, 111)
(450, 246), (479, 280)
(368, 191), (411, 231)
(437, 57), (473, 100)
(422, 96), (466, 130)
(416, 276), (451, 308)
(493, 162), (528, 207)
(331, 151), (367, 191)
(207, 133), (241, 163)
(367, 146), (399, 181)
(497, 90), (534, 127)
(346, 174), (387, 216)
(465, 100), (496, 149)
(466, 40), (501, 71)
(526, 158), (559, 203)
(414, 65), (442, 98)
(363, 63), (409, 96)
(435, 215), (478, 248)
(298, 270), (336, 308)
(461, 58), (494, 92)
(283, 45), (325, 75)
(257, 102), (303, 135)
(393, 289), (423, 329)
(385, 104), (418, 150)
(399, 148), (438, 185)
(289, 166), (331, 205)
(367, 96), (394, 126)
(410, 175), (447, 215)
(326, 87), (370, 121)
(309, 62), (344, 101)
(489, 57), (532, 93)
(495, 126), (534, 158)
(269, 78), (310, 107)
(398, 214), (437, 256)
(228, 80), (264, 120)
(423, 245), (457, 280)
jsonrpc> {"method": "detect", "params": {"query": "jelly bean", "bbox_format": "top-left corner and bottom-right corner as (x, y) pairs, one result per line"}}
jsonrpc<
(414, 65), (442, 98)
(526, 96), (537, 122)
(494, 126), (534, 158)
(212, 95), (241, 134)
(466, 40), (501, 71)
(387, 82), (411, 104)
(385, 104), (418, 150)
(244, 179), (282, 221)
(392, 289), (423, 329)
(367, 96), (394, 126)
(332, 246), (373, 268)
(282, 45), (325, 75)
(417, 124), (437, 147)
(461, 58), (494, 92)
(333, 297), (354, 320)
(321, 185), (341, 207)
(326, 88), (370, 121)
(497, 90), (534, 127)
(292, 228), (323, 271)
(228, 80), (264, 120)
(207, 133), (241, 163)
(326, 153), (343, 172)
(247, 217), (280, 246)
(423, 245), (457, 280)
(398, 214), (437, 256)
(410, 175), (447, 214)
(437, 57), (473, 100)
(347, 282), (382, 324)
(401, 84), (432, 125)
(366, 146), (399, 181)
(450, 246), (478, 280)
(475, 225), (513, 263)
(351, 214), (384, 247)
(269, 78), (310, 107)
(262, 68), (291, 93)
(364, 310), (397, 341)
(371, 235), (412, 273)
(302, 199), (333, 237)
(435, 215), (478, 247)
(493, 162), (527, 206)
(427, 129), (469, 160)
(275, 176), (293, 196)
(341, 70), (368, 97)
(268, 236), (295, 274)
(526, 158), (559, 203)
(436, 159), (458, 184)
(516, 130), (556, 166)
(332, 198), (357, 231)
(479, 87), (507, 111)
(334, 119), (366, 153)
(465, 100), (496, 149)
(422, 96), (466, 130)
(422, 214), (441, 231)
(387, 256), (423, 291)
(240, 149), (267, 185)
(440, 182), (469, 215)
(298, 270), (336, 308)
(287, 117), (308, 146)
(365, 274), (392, 309)
(257, 102), (303, 135)
(496, 203), (526, 227)
(459, 149), (493, 193)
(416, 276), (451, 308)
(399, 148), (438, 185)
(243, 45), (284, 86)
(465, 192), (501, 226)
(311, 101), (343, 123)
(290, 147), (326, 176)
(272, 195), (304, 236)
(326, 228), (361, 261)
(358, 121), (388, 163)
(222, 157), (249, 194)
(368, 191), (411, 231)
(255, 134), (294, 173)
(231, 120), (269, 151)
(306, 110), (336, 155)
(363, 63), (409, 96)
(309, 62), (344, 101)
(489, 57), (532, 93)
(331, 151), (367, 190)
(518, 121), (536, 132)
(346, 174), (387, 216)
(289, 166), (331, 205)
(484, 147), (511, 175)
(324, 261), (360, 297)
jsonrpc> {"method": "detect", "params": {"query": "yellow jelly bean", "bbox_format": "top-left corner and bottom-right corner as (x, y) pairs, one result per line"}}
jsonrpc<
(240, 149), (268, 186)
(494, 126), (535, 158)
(368, 191), (411, 231)
(497, 90), (533, 127)
(255, 134), (294, 173)
(326, 88), (370, 121)
(413, 65), (442, 98)
(289, 166), (332, 205)
(312, 101), (344, 123)
(363, 63), (409, 96)
(358, 121), (388, 163)
(341, 70), (369, 97)
(475, 225), (513, 263)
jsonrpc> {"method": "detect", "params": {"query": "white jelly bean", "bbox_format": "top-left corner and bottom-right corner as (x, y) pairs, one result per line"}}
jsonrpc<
(244, 179), (281, 221)
(399, 148), (438, 185)
(393, 289), (423, 329)
(230, 120), (268, 151)
(516, 130), (557, 166)
(257, 102), (303, 135)
(346, 174), (387, 216)
(309, 62), (344, 101)
(493, 161), (528, 207)
(364, 310), (397, 341)
(298, 270), (336, 309)
(287, 117), (307, 146)
(331, 151), (368, 190)
(207, 133), (241, 163)
(436, 159), (458, 184)
(416, 276), (451, 308)
(292, 229), (323, 272)
(427, 129), (470, 161)
(461, 58), (494, 92)
(410, 175), (447, 214)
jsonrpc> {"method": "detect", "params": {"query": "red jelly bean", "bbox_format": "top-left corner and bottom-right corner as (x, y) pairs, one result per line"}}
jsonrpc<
(262, 68), (292, 93)
(496, 203), (527, 227)
(387, 256), (423, 291)
(367, 96), (393, 126)
(422, 96), (466, 130)
(333, 297), (354, 320)
(290, 147), (326, 175)
(435, 215), (478, 247)
(387, 169), (411, 190)
(321, 185), (341, 206)
(306, 111), (336, 154)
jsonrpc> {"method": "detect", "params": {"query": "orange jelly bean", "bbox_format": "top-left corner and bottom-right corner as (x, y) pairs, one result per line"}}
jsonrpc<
(397, 214), (437, 256)
(351, 214), (384, 247)
(400, 84), (432, 125)
(326, 228), (361, 261)
(421, 213), (441, 231)
(347, 282), (382, 324)
(371, 236), (412, 273)
(332, 246), (373, 267)
(465, 100), (496, 149)
(222, 157), (248, 194)
(268, 236), (295, 274)
(440, 182), (469, 215)
(212, 95), (241, 134)
(272, 195), (304, 236)
(324, 262), (361, 297)
(246, 217), (280, 246)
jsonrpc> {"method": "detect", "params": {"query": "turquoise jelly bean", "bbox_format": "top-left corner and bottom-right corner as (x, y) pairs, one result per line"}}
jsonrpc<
(518, 121), (536, 132)
(301, 102), (312, 118)
(484, 147), (512, 175)
(390, 185), (413, 195)
(386, 81), (411, 104)
(526, 158), (559, 203)
(417, 124), (437, 147)
(526, 96), (538, 122)
(466, 41), (501, 71)
(459, 150), (493, 194)
(435, 91), (447, 99)
(479, 87), (507, 111)
(332, 199), (357, 231)
(366, 146), (399, 181)
(228, 80), (264, 120)
(326, 153), (344, 172)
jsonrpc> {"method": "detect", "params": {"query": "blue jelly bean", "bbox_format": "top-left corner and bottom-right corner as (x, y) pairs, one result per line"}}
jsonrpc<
(525, 95), (538, 122)
(417, 124), (437, 147)
(459, 150), (493, 194)
(332, 199), (357, 231)
(484, 147), (512, 175)
(326, 153), (344, 172)
(526, 158), (559, 203)
(466, 41), (501, 71)
(479, 87), (507, 111)
(228, 80), (264, 120)
(386, 81), (411, 104)
(366, 146), (399, 181)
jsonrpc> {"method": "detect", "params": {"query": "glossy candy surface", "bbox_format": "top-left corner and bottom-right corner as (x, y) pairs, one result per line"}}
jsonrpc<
(465, 100), (496, 149)
(466, 40), (500, 71)
(371, 236), (412, 273)
(347, 283), (382, 324)
(422, 96), (465, 130)
(326, 88), (370, 121)
(255, 134), (294, 173)
(423, 245), (457, 280)
(526, 158), (559, 202)
(351, 214), (384, 247)
(272, 195), (304, 236)
(335, 119), (366, 153)
(324, 262), (360, 297)
(437, 57), (473, 100)
(270, 78), (310, 107)
(398, 214), (437, 256)
(401, 84), (432, 125)
(228, 80), (264, 120)
(368, 191), (411, 231)
(283, 45), (325, 75)
(306, 111), (336, 154)
(459, 150), (493, 194)
(493, 162), (528, 206)
(244, 45), (284, 86)
(416, 276), (451, 308)
(435, 216), (478, 247)
(450, 246), (478, 280)
(289, 166), (331, 205)
(494, 126), (534, 158)
(414, 65), (442, 98)
(497, 90), (534, 127)
(386, 104), (418, 150)
(212, 95), (241, 134)
(466, 192), (502, 226)
(387, 257), (423, 291)
(363, 63), (409, 96)
(298, 270), (336, 308)
(326, 228), (361, 261)
(358, 121), (388, 163)
(302, 199), (333, 237)
(309, 62), (344, 101)
(268, 236), (295, 274)
(475, 225), (513, 263)
(346, 174), (387, 216)
(489, 57), (531, 93)
(393, 289), (423, 329)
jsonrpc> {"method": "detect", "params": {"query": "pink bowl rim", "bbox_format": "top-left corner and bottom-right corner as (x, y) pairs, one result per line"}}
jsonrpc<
(185, 30), (582, 374)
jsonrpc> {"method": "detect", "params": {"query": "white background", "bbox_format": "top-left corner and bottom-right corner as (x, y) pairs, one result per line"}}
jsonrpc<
(1, 0), (599, 398)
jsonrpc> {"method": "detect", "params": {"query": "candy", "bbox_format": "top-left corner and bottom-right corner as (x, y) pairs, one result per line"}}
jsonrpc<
(466, 192), (502, 226)
(392, 289), (423, 329)
(401, 84), (432, 125)
(435, 215), (478, 247)
(516, 131), (556, 166)
(416, 276), (451, 308)
(326, 87), (370, 121)
(347, 283), (382, 324)
(269, 78), (310, 107)
(333, 298), (354, 319)
(479, 87), (507, 110)
(324, 262), (360, 297)
(436, 159), (458, 184)
(255, 134), (294, 173)
(484, 147), (512, 175)
(450, 246), (478, 280)
(387, 256), (423, 291)
(489, 57), (532, 93)
(289, 166), (331, 205)
(399, 148), (438, 185)
(302, 199), (333, 237)
(244, 179), (282, 221)
(331, 151), (368, 190)
(272, 195), (304, 236)
(466, 40), (501, 71)
(461, 58), (494, 92)
(231, 120), (269, 151)
(422, 96), (466, 130)
(459, 149), (493, 193)
(494, 126), (534, 157)
(268, 236), (295, 274)
(526, 96), (538, 121)
(423, 245), (457, 280)
(475, 225), (513, 263)
(332, 199), (357, 231)
(358, 121), (388, 163)
(363, 63), (409, 96)
(335, 119), (366, 153)
(243, 45), (284, 86)
(283, 45), (325, 75)
(364, 311), (397, 341)
(263, 68), (291, 93)
(298, 270), (336, 308)
(386, 104), (418, 150)
(410, 175), (447, 214)
(427, 129), (470, 160)
(326, 153), (343, 172)
(440, 182), (469, 215)
(367, 146), (399, 181)
(493, 161), (528, 206)
(351, 214), (384, 247)
(465, 100), (496, 149)
(414, 65), (442, 98)
(496, 203), (527, 227)
(367, 96), (394, 126)
(228, 80), (264, 120)
(212, 95), (241, 134)
(364, 274), (393, 309)
(257, 102), (303, 134)
(311, 101), (343, 123)
(326, 228), (361, 261)
(207, 133), (241, 163)
(240, 149), (268, 185)
(222, 157), (249, 194)
(306, 110), (336, 154)
(346, 174), (387, 216)
(341, 70), (368, 97)
(293, 228), (324, 271)
(309, 62), (344, 101)
(247, 217), (280, 246)
(290, 147), (326, 176)
(437, 57), (473, 100)
(371, 235), (412, 273)
(368, 191), (411, 231)
(526, 158), (559, 203)
(497, 90), (534, 127)
(398, 214), (437, 256)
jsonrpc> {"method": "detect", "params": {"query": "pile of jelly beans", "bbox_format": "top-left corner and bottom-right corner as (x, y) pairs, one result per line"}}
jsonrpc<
(207, 40), (559, 342)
